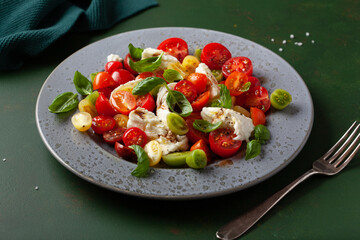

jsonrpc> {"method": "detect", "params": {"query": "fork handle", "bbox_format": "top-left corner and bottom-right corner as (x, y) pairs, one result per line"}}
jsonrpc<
(216, 169), (319, 240)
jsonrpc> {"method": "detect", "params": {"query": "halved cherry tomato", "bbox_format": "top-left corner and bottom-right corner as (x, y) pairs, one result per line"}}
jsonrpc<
(123, 53), (138, 75)
(157, 38), (188, 62)
(225, 71), (249, 96)
(201, 43), (232, 70)
(186, 73), (207, 94)
(209, 128), (242, 158)
(122, 127), (147, 148)
(222, 56), (253, 78)
(110, 90), (137, 115)
(174, 80), (198, 103)
(111, 69), (135, 87)
(103, 127), (126, 144)
(247, 76), (261, 91)
(190, 139), (212, 163)
(135, 72), (164, 81)
(92, 115), (116, 134)
(250, 107), (266, 126)
(136, 93), (155, 112)
(191, 90), (210, 112)
(243, 86), (271, 112)
(93, 72), (116, 90)
(185, 113), (209, 145)
(105, 61), (123, 73)
(95, 92), (118, 116)
(97, 87), (112, 99)
(115, 142), (136, 161)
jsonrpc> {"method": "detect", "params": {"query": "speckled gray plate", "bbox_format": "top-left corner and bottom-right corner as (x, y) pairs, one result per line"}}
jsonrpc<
(36, 27), (313, 200)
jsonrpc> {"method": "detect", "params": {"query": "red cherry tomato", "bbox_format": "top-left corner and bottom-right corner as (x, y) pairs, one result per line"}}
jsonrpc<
(190, 139), (212, 163)
(115, 142), (136, 161)
(93, 72), (116, 90)
(209, 128), (242, 158)
(243, 86), (271, 112)
(250, 107), (266, 126)
(157, 38), (188, 62)
(247, 76), (261, 90)
(200, 43), (232, 70)
(135, 72), (164, 81)
(222, 56), (253, 78)
(97, 87), (112, 99)
(186, 73), (208, 94)
(136, 93), (155, 112)
(92, 115), (116, 134)
(174, 80), (198, 102)
(111, 69), (135, 87)
(103, 127), (126, 144)
(185, 113), (209, 145)
(110, 90), (137, 115)
(191, 90), (210, 112)
(95, 92), (118, 116)
(124, 53), (138, 75)
(225, 71), (249, 96)
(122, 127), (147, 148)
(105, 61), (123, 73)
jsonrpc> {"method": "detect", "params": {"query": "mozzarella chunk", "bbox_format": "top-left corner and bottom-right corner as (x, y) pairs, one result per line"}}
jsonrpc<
(127, 107), (188, 155)
(156, 83), (176, 126)
(141, 48), (179, 71)
(195, 63), (220, 100)
(201, 107), (255, 141)
(107, 54), (123, 62)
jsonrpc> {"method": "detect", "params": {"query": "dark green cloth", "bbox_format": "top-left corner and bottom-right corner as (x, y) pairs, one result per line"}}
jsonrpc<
(0, 0), (157, 70)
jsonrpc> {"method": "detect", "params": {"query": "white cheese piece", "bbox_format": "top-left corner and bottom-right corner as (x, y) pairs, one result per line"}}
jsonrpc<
(195, 63), (220, 100)
(201, 107), (255, 141)
(107, 54), (123, 62)
(156, 83), (176, 127)
(141, 48), (179, 71)
(127, 107), (188, 155)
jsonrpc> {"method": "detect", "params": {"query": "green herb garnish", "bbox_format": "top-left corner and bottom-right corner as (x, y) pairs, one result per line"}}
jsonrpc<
(129, 53), (163, 73)
(193, 120), (222, 133)
(48, 92), (79, 113)
(73, 71), (93, 95)
(128, 43), (143, 59)
(129, 145), (150, 177)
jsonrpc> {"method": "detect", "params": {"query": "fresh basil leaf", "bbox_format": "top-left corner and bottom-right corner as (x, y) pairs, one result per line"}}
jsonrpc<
(89, 72), (99, 83)
(129, 145), (150, 177)
(128, 43), (143, 59)
(245, 139), (262, 160)
(241, 82), (251, 92)
(73, 71), (93, 95)
(254, 124), (270, 144)
(219, 84), (232, 109)
(210, 99), (222, 107)
(163, 69), (183, 83)
(132, 77), (167, 95)
(129, 53), (163, 73)
(193, 120), (222, 133)
(166, 90), (193, 117)
(48, 92), (79, 113)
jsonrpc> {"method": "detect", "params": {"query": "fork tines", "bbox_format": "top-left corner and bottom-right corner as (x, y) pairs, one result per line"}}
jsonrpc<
(323, 121), (360, 168)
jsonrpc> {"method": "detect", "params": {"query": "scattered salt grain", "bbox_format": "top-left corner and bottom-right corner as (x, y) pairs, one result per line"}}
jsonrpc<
(2, 158), (6, 162)
(271, 38), (275, 42)
(35, 186), (39, 190)
(279, 48), (283, 52)
(297, 42), (303, 46)
(290, 34), (294, 39)
(306, 32), (310, 36)
(282, 40), (287, 44)
(311, 40), (315, 44)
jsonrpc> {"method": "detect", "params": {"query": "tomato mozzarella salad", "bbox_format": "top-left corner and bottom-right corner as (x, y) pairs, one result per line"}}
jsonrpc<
(50, 37), (292, 177)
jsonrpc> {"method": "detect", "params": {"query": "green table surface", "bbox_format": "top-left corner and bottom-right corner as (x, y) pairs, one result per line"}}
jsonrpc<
(1, 0), (359, 239)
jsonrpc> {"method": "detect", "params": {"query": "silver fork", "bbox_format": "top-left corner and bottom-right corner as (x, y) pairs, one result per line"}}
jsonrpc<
(216, 121), (360, 240)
